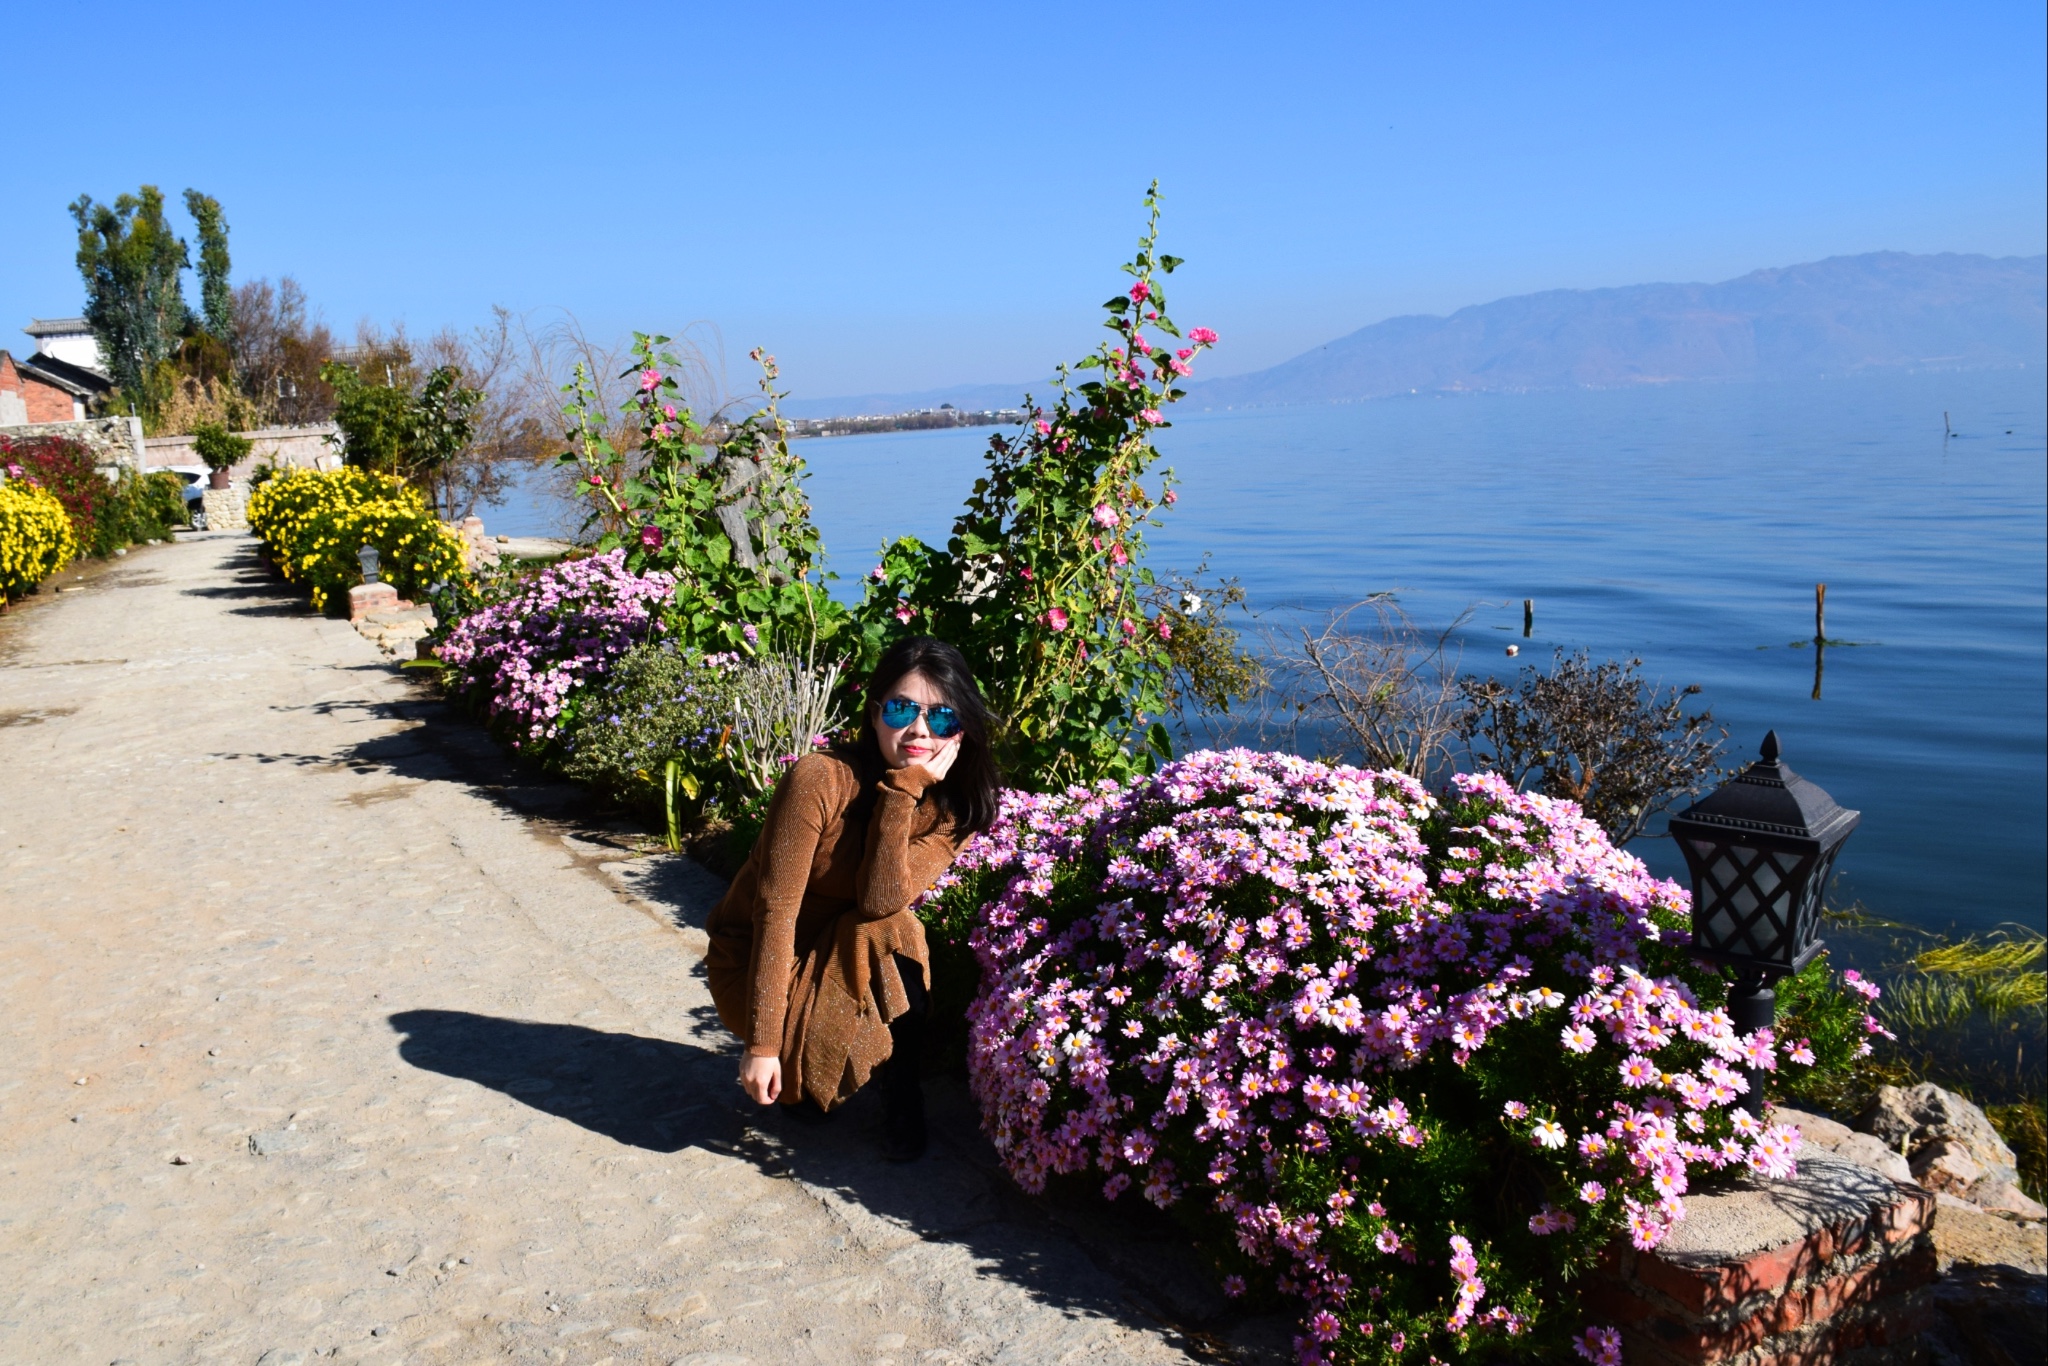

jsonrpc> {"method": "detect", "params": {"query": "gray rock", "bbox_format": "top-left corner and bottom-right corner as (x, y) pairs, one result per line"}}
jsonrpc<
(1913, 1138), (1988, 1195)
(1860, 1083), (2016, 1160)
(1971, 1179), (2048, 1222)
(248, 1129), (308, 1157)
(1857, 1082), (2022, 1195)
(1778, 1105), (1852, 1150)
(1834, 1131), (1914, 1185)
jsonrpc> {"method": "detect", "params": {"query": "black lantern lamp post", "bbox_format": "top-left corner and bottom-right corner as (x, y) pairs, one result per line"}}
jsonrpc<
(358, 544), (381, 585)
(1669, 730), (1859, 1101)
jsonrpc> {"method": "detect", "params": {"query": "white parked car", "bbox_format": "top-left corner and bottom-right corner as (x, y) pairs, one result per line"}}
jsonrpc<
(153, 465), (212, 528)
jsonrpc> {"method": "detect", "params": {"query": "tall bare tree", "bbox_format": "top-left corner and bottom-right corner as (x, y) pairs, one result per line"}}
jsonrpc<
(232, 277), (340, 426)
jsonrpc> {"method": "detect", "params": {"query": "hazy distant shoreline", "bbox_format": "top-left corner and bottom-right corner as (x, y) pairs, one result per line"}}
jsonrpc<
(781, 250), (2047, 419)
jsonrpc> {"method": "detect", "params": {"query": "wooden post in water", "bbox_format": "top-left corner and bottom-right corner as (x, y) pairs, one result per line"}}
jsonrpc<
(1812, 582), (1827, 701)
(1523, 599), (1534, 637)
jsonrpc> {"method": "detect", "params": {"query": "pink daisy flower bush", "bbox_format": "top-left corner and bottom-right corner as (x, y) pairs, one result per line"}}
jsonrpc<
(920, 750), (1816, 1364)
(435, 549), (676, 746)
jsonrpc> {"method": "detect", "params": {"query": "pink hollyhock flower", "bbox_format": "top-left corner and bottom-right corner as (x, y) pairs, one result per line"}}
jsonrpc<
(894, 603), (914, 624)
(1043, 607), (1069, 632)
(1162, 489), (1176, 504)
(1175, 348), (1192, 361)
(663, 404), (677, 418)
(1035, 419), (1052, 435)
(871, 564), (887, 581)
(1110, 543), (1129, 566)
(638, 368), (662, 392)
(1119, 618), (1137, 638)
(638, 524), (664, 550)
(1139, 408), (1164, 425)
(1092, 504), (1120, 528)
(1130, 281), (1151, 302)
(1157, 618), (1172, 640)
(1018, 565), (1034, 581)
(587, 473), (605, 486)
(1188, 326), (1219, 344)
(1170, 359), (1191, 376)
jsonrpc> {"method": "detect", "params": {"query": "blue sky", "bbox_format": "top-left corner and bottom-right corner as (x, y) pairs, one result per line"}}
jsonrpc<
(4, 1), (2041, 399)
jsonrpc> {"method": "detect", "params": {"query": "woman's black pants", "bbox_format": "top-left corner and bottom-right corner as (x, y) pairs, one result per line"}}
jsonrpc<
(886, 953), (928, 1123)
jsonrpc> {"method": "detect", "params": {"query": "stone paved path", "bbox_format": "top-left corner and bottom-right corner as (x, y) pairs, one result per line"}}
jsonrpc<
(1, 536), (1264, 1366)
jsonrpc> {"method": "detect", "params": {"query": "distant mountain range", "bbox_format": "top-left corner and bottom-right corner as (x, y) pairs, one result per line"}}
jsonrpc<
(1190, 252), (2045, 408)
(788, 251), (2044, 417)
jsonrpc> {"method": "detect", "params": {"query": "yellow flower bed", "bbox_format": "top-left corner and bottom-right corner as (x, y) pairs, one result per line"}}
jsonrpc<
(0, 481), (77, 603)
(247, 467), (467, 613)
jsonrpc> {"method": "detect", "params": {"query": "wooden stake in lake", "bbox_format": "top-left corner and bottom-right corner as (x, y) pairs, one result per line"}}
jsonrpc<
(1523, 598), (1534, 637)
(1813, 582), (1827, 702)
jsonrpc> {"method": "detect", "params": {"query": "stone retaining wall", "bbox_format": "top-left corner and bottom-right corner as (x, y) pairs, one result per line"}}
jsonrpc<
(0, 416), (147, 473)
(143, 424), (342, 480)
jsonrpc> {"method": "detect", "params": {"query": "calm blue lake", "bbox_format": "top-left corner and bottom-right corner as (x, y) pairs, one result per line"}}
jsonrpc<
(487, 369), (2047, 943)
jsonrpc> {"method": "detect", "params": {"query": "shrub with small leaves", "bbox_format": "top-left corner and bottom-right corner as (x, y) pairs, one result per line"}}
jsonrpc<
(559, 642), (742, 806)
(0, 476), (77, 602)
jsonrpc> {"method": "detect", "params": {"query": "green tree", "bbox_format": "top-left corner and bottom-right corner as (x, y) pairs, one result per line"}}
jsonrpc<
(69, 186), (191, 401)
(322, 361), (414, 472)
(183, 189), (235, 349)
(321, 359), (482, 500)
(411, 366), (485, 518)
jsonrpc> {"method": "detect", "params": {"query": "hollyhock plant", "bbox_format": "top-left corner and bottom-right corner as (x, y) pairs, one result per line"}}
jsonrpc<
(855, 182), (1226, 789)
(919, 750), (1841, 1364)
(556, 340), (848, 657)
(436, 549), (675, 745)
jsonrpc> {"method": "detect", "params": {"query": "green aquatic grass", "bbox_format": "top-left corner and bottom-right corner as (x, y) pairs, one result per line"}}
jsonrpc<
(1807, 908), (2045, 1199)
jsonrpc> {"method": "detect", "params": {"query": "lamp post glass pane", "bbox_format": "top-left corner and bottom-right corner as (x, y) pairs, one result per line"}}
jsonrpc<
(358, 545), (380, 584)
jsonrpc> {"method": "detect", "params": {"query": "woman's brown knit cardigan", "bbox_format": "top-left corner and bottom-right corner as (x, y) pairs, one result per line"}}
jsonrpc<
(704, 750), (964, 1110)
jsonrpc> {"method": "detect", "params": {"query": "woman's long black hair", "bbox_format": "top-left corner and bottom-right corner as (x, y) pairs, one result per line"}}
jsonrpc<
(839, 636), (1000, 838)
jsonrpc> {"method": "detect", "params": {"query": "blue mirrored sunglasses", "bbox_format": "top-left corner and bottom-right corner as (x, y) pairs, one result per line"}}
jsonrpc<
(878, 697), (962, 738)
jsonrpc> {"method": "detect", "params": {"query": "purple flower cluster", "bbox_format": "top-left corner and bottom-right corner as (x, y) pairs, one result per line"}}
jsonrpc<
(926, 750), (1812, 1363)
(436, 550), (676, 744)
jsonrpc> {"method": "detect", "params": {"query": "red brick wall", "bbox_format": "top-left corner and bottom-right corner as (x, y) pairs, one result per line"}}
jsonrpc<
(23, 374), (76, 423)
(0, 354), (79, 423)
(1588, 1182), (1936, 1365)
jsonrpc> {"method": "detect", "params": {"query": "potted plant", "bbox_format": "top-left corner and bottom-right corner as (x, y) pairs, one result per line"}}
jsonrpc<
(192, 422), (253, 489)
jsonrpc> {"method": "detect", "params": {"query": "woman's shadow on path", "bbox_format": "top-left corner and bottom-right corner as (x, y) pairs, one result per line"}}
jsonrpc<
(387, 992), (1272, 1361)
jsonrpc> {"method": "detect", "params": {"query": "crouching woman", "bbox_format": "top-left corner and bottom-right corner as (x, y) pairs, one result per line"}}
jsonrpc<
(705, 637), (997, 1159)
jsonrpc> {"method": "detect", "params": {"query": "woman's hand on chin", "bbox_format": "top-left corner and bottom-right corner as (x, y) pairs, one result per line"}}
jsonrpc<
(739, 1054), (782, 1105)
(909, 736), (959, 784)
